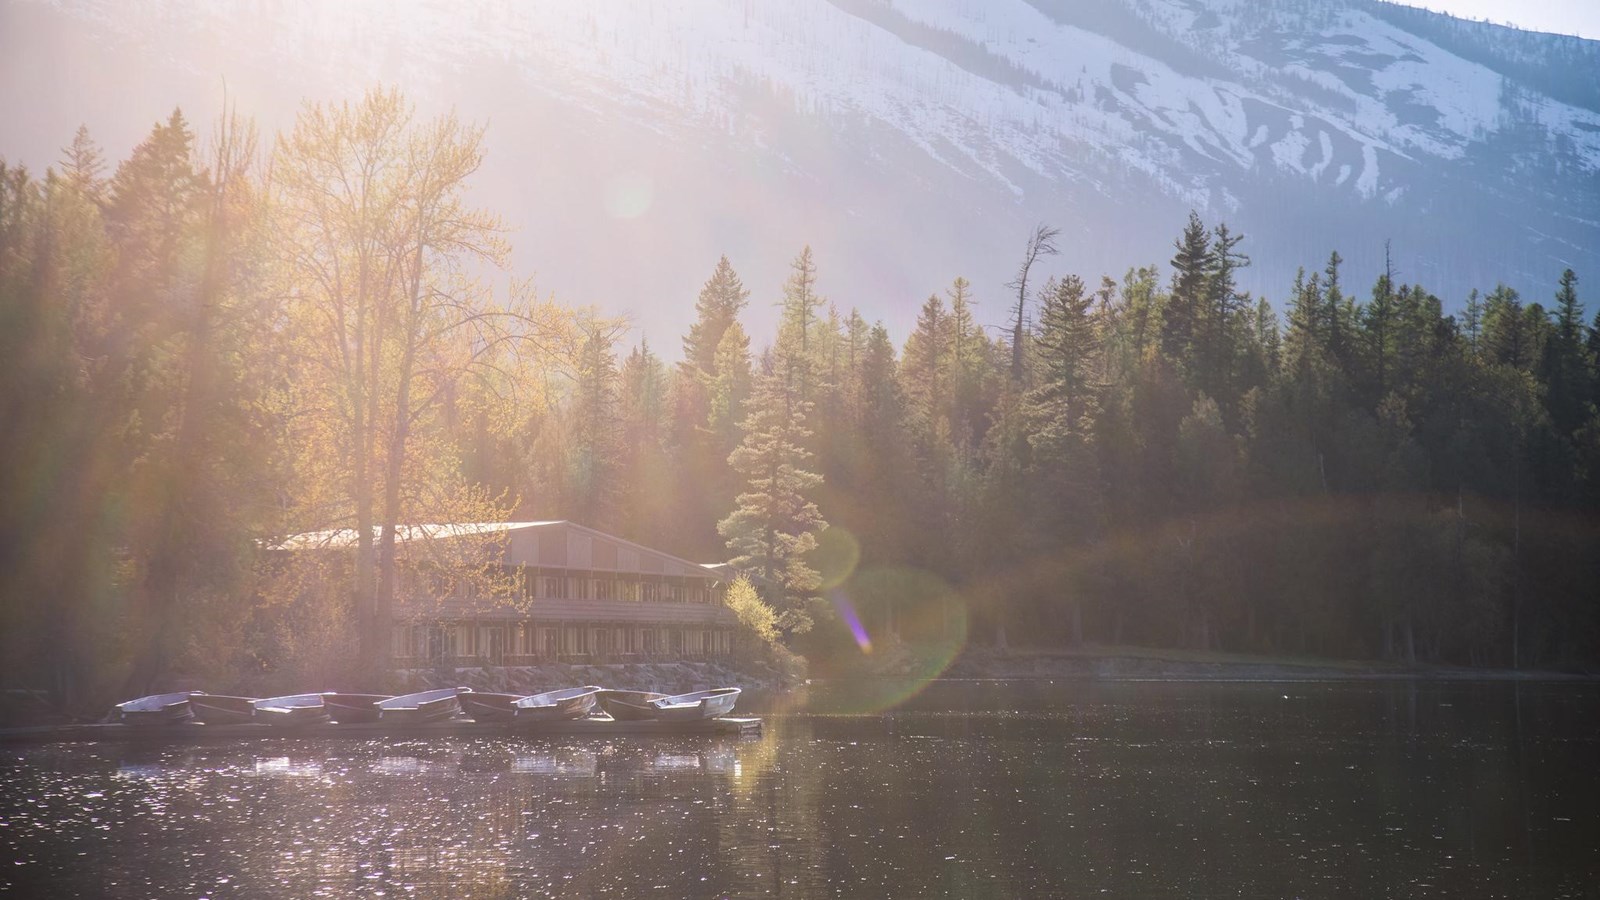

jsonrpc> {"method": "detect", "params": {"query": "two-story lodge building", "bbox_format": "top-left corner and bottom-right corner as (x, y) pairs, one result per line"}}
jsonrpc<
(276, 521), (736, 666)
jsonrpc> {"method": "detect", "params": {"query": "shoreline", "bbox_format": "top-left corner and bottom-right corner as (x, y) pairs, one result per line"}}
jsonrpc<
(930, 647), (1598, 683)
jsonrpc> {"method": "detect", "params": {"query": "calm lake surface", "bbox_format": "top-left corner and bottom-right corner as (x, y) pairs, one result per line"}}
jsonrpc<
(2, 679), (1597, 898)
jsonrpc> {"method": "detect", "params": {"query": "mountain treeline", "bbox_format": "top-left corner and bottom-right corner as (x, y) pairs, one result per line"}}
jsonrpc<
(3, 92), (1598, 708)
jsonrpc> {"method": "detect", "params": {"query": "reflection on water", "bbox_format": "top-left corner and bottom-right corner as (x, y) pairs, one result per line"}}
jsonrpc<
(2, 680), (1597, 898)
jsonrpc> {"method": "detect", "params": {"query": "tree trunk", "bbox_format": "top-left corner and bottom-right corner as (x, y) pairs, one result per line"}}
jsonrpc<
(374, 228), (428, 686)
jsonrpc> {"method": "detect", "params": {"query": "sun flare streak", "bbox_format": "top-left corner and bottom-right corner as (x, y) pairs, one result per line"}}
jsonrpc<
(830, 589), (873, 654)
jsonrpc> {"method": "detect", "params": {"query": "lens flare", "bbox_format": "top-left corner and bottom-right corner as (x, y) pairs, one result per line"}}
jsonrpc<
(821, 566), (969, 714)
(829, 588), (873, 654)
(813, 526), (861, 591)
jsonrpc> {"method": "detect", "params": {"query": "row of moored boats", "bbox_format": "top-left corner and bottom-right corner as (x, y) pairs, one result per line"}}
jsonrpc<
(112, 686), (741, 726)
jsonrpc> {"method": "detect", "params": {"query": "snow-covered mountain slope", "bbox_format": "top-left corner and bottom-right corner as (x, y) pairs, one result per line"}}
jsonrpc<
(2, 0), (1595, 342)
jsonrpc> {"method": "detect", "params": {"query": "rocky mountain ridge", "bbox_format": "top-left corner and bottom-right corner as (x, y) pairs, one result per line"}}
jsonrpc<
(3, 0), (1594, 339)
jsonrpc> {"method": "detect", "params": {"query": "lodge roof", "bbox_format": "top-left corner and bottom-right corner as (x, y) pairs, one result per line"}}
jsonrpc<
(270, 520), (724, 580)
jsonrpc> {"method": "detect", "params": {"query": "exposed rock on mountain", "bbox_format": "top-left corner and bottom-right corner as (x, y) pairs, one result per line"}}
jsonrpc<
(3, 0), (1594, 339)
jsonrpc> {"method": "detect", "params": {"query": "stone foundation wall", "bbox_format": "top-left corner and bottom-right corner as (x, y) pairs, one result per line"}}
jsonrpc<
(396, 658), (793, 695)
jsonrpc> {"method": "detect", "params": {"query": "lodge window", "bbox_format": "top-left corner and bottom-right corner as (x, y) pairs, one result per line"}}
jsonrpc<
(620, 578), (639, 601)
(664, 582), (683, 603)
(541, 575), (565, 599)
(594, 577), (615, 600)
(477, 626), (505, 662)
(574, 576), (591, 600)
(641, 580), (659, 602)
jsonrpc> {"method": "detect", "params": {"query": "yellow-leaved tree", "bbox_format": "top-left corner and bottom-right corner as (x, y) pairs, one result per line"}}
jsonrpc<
(263, 87), (571, 681)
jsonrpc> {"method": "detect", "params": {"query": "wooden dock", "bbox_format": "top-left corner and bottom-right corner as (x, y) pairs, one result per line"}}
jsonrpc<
(0, 716), (762, 746)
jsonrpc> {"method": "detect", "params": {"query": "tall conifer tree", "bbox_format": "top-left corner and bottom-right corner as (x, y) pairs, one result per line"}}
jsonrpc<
(719, 349), (826, 631)
(1162, 211), (1212, 371)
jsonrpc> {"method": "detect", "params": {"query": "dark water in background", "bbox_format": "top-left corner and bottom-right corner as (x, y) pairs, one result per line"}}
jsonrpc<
(1, 680), (1597, 898)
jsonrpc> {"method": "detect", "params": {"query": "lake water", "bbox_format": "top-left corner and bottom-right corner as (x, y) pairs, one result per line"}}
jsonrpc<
(2, 680), (1597, 898)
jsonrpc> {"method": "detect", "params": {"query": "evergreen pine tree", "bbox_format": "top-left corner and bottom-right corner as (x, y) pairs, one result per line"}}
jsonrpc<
(1023, 273), (1104, 645)
(901, 293), (950, 437)
(1254, 297), (1281, 376)
(718, 349), (827, 631)
(779, 246), (823, 373)
(1588, 306), (1600, 403)
(1322, 250), (1354, 369)
(1362, 247), (1398, 399)
(859, 323), (903, 435)
(59, 125), (106, 202)
(1483, 285), (1536, 371)
(616, 340), (671, 542)
(774, 243), (825, 400)
(1462, 288), (1484, 356)
(840, 308), (870, 421)
(707, 320), (753, 455)
(1200, 222), (1249, 403)
(946, 276), (992, 454)
(105, 109), (203, 301)
(1540, 269), (1592, 437)
(676, 256), (749, 450)
(571, 321), (622, 529)
(682, 256), (749, 377)
(1282, 267), (1321, 378)
(1109, 265), (1163, 379)
(1162, 211), (1212, 372)
(1033, 274), (1098, 414)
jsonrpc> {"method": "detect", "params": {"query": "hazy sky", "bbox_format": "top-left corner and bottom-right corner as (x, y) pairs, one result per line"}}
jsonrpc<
(1393, 0), (1600, 38)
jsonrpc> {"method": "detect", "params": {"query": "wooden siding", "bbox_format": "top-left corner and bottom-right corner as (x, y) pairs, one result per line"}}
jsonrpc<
(536, 531), (565, 566)
(398, 594), (734, 626)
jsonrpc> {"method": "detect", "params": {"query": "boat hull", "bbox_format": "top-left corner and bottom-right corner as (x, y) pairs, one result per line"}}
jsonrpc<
(459, 692), (520, 723)
(513, 686), (602, 722)
(377, 688), (467, 723)
(189, 695), (258, 725)
(115, 692), (200, 726)
(650, 688), (742, 722)
(597, 691), (668, 721)
(254, 694), (329, 726)
(322, 693), (391, 724)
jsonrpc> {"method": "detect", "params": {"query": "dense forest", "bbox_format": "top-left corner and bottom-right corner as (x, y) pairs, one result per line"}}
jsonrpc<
(3, 90), (1598, 708)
